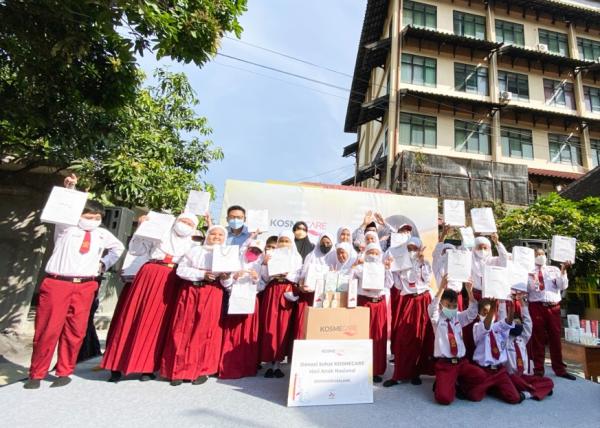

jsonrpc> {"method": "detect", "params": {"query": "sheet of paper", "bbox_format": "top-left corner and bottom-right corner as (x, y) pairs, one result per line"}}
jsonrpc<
(362, 262), (385, 290)
(443, 200), (466, 227)
(304, 263), (329, 291)
(470, 207), (497, 234)
(337, 273), (351, 292)
(133, 211), (175, 241)
(184, 190), (210, 216)
(506, 260), (529, 292)
(459, 226), (475, 249)
(389, 245), (412, 272)
(312, 279), (325, 307)
(446, 249), (472, 283)
(212, 245), (242, 273)
(324, 271), (339, 293)
(567, 314), (580, 329)
(268, 248), (294, 276)
(512, 246), (535, 272)
(40, 186), (89, 226)
(246, 209), (269, 232)
(483, 265), (511, 300)
(228, 277), (257, 314)
(551, 235), (576, 263)
(390, 232), (410, 248)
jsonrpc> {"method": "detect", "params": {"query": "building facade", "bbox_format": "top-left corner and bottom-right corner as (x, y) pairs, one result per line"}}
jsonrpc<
(343, 0), (600, 205)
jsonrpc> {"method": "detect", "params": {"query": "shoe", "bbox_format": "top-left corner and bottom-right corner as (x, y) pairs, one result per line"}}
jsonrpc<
(264, 368), (274, 378)
(548, 389), (553, 396)
(140, 373), (155, 382)
(108, 371), (122, 383)
(257, 364), (263, 370)
(382, 379), (398, 387)
(170, 380), (183, 386)
(455, 387), (467, 400)
(23, 379), (41, 389)
(558, 373), (576, 381)
(50, 376), (71, 388)
(518, 392), (526, 403)
(389, 358), (395, 363)
(373, 375), (383, 383)
(432, 381), (436, 392)
(273, 369), (285, 378)
(410, 376), (422, 385)
(192, 375), (208, 385)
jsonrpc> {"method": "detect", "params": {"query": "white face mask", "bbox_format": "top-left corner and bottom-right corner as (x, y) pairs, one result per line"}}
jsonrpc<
(365, 255), (379, 263)
(408, 251), (418, 260)
(173, 222), (195, 237)
(475, 249), (490, 259)
(535, 255), (547, 266)
(78, 218), (101, 231)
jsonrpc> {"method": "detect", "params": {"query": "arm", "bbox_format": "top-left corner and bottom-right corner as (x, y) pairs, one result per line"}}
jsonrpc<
(557, 262), (571, 290)
(428, 296), (440, 327)
(419, 260), (432, 284)
(100, 231), (125, 271)
(127, 235), (154, 256)
(458, 281), (478, 327)
(490, 233), (508, 267)
(521, 303), (533, 343)
(176, 253), (206, 282)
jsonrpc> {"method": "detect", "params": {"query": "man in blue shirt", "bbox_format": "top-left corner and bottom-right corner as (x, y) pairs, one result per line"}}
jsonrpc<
(226, 205), (251, 246)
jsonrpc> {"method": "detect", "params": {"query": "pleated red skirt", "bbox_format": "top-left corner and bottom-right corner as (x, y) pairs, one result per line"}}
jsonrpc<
(258, 281), (294, 363)
(101, 263), (179, 374)
(160, 281), (224, 381)
(358, 295), (388, 376)
(389, 287), (401, 353)
(218, 297), (260, 379)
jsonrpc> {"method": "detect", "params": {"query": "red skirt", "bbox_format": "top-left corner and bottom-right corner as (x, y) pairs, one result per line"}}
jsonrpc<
(101, 263), (179, 374)
(219, 296), (260, 379)
(358, 295), (388, 376)
(105, 281), (132, 349)
(160, 281), (224, 381)
(258, 281), (294, 363)
(509, 373), (554, 400)
(389, 287), (401, 352)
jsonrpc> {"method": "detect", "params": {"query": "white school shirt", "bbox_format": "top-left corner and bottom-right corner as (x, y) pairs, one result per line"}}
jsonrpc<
(471, 242), (509, 291)
(527, 265), (568, 304)
(176, 246), (216, 282)
(432, 243), (463, 293)
(127, 233), (193, 265)
(220, 253), (265, 292)
(473, 319), (513, 367)
(352, 263), (391, 299)
(385, 260), (432, 296)
(45, 224), (124, 277)
(505, 305), (534, 375)
(428, 296), (478, 358)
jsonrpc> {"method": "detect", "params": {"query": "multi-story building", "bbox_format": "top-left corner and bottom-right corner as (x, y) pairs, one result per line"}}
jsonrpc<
(342, 0), (600, 206)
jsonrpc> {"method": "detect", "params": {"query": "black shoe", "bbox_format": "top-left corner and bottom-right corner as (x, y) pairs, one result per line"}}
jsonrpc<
(23, 379), (41, 389)
(140, 373), (155, 382)
(432, 381), (436, 392)
(548, 389), (554, 396)
(264, 368), (274, 378)
(382, 379), (398, 387)
(518, 392), (526, 403)
(455, 388), (467, 400)
(108, 371), (122, 383)
(257, 364), (263, 370)
(558, 372), (576, 381)
(411, 376), (422, 385)
(192, 375), (208, 385)
(273, 369), (285, 378)
(170, 380), (183, 386)
(373, 375), (383, 383)
(50, 376), (71, 388)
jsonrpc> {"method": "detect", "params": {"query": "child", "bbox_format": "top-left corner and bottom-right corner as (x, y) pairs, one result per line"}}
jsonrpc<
(471, 299), (524, 404)
(25, 176), (124, 389)
(433, 225), (463, 310)
(428, 276), (485, 405)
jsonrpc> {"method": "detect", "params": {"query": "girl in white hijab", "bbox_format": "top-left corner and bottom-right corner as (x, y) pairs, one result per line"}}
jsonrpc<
(470, 234), (509, 298)
(325, 242), (357, 274)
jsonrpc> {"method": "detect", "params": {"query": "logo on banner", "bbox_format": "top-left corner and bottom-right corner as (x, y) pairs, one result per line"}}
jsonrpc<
(271, 218), (328, 236)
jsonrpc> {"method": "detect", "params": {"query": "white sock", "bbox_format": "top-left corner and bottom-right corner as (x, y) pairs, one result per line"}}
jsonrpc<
(274, 362), (281, 370)
(523, 391), (532, 400)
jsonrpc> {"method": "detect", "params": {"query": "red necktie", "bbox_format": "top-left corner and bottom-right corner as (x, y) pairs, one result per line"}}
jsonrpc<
(163, 254), (173, 264)
(447, 320), (458, 356)
(490, 331), (501, 360)
(515, 341), (525, 374)
(538, 269), (545, 291)
(79, 231), (91, 254)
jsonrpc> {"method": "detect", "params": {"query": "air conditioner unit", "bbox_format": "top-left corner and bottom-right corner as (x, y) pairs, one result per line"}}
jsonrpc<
(537, 43), (549, 53)
(500, 91), (513, 102)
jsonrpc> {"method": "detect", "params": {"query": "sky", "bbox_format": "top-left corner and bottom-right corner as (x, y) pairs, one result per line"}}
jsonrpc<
(136, 1), (366, 216)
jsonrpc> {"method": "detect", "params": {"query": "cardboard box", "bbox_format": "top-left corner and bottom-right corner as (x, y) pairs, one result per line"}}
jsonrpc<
(302, 306), (370, 340)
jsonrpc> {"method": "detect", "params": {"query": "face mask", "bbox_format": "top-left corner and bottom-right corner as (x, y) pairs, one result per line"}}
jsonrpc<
(173, 222), (195, 237)
(441, 306), (457, 319)
(509, 324), (524, 337)
(365, 255), (378, 263)
(535, 255), (547, 266)
(78, 218), (101, 231)
(228, 218), (244, 230)
(244, 249), (260, 263)
(265, 248), (274, 255)
(319, 244), (332, 254)
(475, 249), (490, 259)
(408, 251), (418, 260)
(295, 230), (307, 239)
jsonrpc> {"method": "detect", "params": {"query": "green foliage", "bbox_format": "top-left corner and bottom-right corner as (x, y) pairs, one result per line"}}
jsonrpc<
(498, 193), (600, 278)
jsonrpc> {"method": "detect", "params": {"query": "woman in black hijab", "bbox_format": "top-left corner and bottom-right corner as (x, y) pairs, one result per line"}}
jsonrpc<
(292, 221), (315, 262)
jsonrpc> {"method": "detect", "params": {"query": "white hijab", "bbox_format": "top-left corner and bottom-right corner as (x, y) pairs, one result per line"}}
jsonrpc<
(326, 242), (357, 273)
(158, 212), (198, 257)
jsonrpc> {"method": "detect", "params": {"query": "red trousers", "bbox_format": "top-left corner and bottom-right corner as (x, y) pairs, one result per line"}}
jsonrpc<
(529, 302), (567, 376)
(470, 366), (522, 404)
(509, 373), (554, 400)
(433, 359), (487, 405)
(29, 278), (98, 379)
(391, 292), (434, 380)
(358, 296), (387, 376)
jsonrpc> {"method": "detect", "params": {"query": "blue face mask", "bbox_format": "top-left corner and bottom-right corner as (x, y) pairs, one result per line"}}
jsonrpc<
(228, 218), (244, 230)
(442, 306), (457, 319)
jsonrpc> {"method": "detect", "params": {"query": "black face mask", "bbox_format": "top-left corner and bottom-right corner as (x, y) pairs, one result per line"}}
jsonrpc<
(509, 324), (524, 337)
(319, 244), (332, 254)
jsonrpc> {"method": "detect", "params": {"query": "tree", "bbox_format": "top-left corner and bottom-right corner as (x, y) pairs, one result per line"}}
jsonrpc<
(70, 69), (223, 212)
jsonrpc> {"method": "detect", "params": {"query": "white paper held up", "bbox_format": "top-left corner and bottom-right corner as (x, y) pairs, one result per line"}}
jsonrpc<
(389, 245), (412, 272)
(184, 190), (211, 216)
(459, 226), (476, 249)
(40, 186), (89, 226)
(550, 235), (576, 263)
(483, 265), (511, 300)
(212, 245), (242, 273)
(246, 209), (269, 232)
(228, 277), (257, 314)
(506, 260), (529, 292)
(304, 263), (329, 291)
(446, 249), (472, 283)
(134, 211), (175, 241)
(470, 208), (497, 234)
(390, 232), (410, 248)
(268, 248), (294, 276)
(362, 262), (385, 290)
(443, 200), (466, 227)
(512, 246), (535, 272)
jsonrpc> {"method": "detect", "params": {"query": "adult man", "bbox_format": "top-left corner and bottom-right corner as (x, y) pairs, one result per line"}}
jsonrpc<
(226, 205), (251, 246)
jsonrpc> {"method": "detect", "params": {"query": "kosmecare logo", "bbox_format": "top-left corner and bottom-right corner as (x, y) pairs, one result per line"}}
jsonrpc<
(270, 218), (328, 237)
(319, 324), (358, 337)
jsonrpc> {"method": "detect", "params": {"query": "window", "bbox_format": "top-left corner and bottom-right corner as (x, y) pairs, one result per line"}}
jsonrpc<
(453, 11), (486, 39)
(495, 20), (524, 46)
(403, 0), (436, 29)
(455, 120), (491, 155)
(375, 127), (389, 160)
(454, 63), (488, 95)
(544, 79), (575, 109)
(591, 140), (600, 168)
(400, 113), (437, 148)
(501, 127), (533, 159)
(538, 29), (568, 56)
(498, 70), (529, 101)
(549, 134), (582, 166)
(584, 86), (600, 113)
(401, 54), (436, 87)
(577, 37), (600, 62)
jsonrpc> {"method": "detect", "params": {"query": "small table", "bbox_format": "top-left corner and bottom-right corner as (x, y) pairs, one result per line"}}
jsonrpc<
(561, 339), (600, 382)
